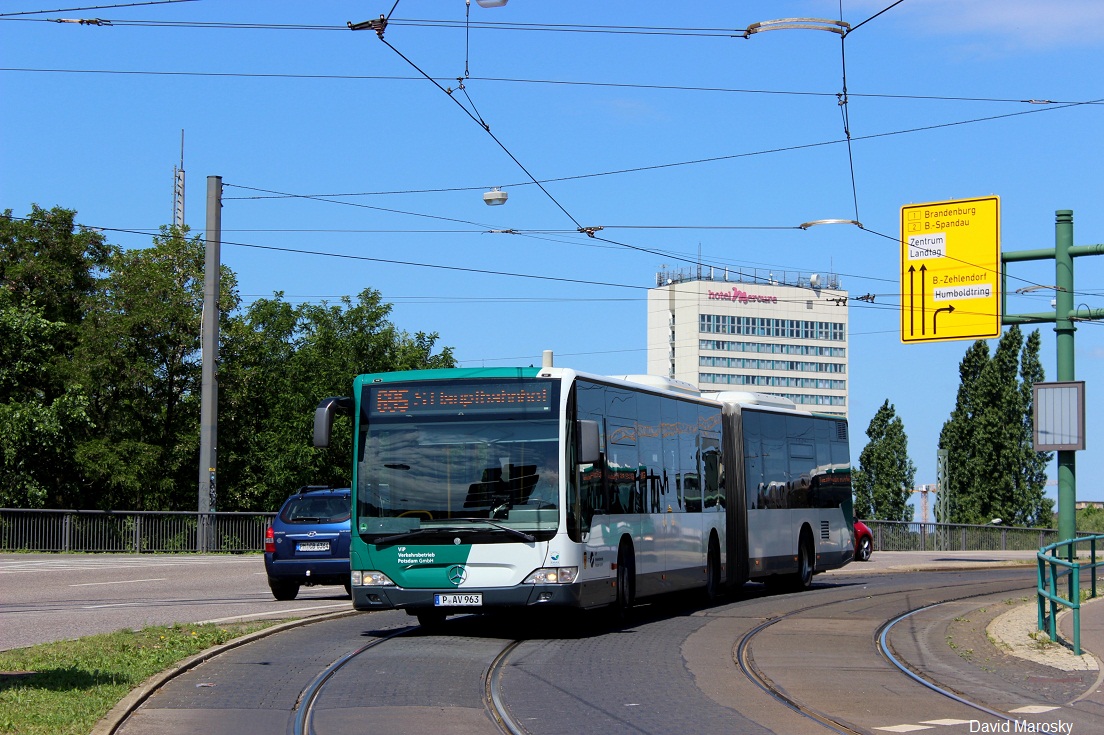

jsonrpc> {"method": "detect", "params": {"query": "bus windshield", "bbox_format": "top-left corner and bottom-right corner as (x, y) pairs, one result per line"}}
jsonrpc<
(356, 382), (561, 538)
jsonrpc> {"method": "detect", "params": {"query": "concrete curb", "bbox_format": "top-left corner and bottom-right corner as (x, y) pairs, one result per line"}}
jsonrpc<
(91, 609), (363, 735)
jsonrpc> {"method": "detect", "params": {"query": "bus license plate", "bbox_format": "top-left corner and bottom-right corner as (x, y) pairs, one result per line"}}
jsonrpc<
(434, 593), (482, 607)
(297, 541), (330, 552)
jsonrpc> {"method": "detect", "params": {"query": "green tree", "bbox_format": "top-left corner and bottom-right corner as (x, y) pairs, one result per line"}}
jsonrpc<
(71, 226), (239, 510)
(1015, 330), (1053, 525)
(938, 326), (1051, 526)
(852, 400), (916, 521)
(0, 207), (109, 507)
(936, 340), (989, 523)
(217, 289), (455, 511)
(0, 297), (91, 507)
(1073, 505), (1104, 533)
(2, 205), (456, 511)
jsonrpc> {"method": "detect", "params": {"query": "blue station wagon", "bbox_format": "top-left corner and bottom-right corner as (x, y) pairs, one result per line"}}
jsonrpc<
(264, 486), (352, 600)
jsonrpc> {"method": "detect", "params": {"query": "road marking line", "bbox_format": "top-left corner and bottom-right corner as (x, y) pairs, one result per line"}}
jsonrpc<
(920, 720), (972, 726)
(69, 578), (167, 586)
(1009, 705), (1060, 714)
(873, 726), (934, 732)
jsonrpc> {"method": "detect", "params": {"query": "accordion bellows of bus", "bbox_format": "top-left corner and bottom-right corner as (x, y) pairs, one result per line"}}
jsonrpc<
(314, 362), (855, 627)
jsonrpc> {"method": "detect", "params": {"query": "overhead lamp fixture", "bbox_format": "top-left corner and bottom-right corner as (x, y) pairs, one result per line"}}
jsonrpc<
(742, 18), (850, 38)
(483, 187), (508, 206)
(799, 218), (863, 230)
(475, 0), (508, 7)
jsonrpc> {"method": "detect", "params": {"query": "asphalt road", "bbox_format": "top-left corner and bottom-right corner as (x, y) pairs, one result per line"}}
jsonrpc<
(0, 553), (353, 651)
(1, 550), (1041, 652)
(113, 562), (1102, 735)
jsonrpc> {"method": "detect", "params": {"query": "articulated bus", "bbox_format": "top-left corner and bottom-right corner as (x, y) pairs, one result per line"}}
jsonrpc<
(314, 364), (855, 626)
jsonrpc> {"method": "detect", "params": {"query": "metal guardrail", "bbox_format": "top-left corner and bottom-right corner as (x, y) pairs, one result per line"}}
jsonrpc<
(1037, 535), (1103, 655)
(864, 520), (1061, 552)
(0, 508), (276, 553)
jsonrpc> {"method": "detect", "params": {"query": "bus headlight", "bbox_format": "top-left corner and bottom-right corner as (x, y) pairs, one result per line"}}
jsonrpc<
(523, 567), (578, 585)
(351, 570), (395, 587)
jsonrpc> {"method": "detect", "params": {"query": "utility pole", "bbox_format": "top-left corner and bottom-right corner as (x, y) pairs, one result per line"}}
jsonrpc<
(198, 175), (222, 552)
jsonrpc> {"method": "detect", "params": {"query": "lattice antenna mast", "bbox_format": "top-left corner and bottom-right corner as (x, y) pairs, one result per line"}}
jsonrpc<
(172, 130), (185, 228)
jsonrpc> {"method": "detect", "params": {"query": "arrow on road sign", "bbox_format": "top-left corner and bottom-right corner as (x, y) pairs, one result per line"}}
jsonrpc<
(933, 304), (956, 333)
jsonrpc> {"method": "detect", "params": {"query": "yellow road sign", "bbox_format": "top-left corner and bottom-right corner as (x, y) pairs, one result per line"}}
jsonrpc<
(900, 196), (1001, 343)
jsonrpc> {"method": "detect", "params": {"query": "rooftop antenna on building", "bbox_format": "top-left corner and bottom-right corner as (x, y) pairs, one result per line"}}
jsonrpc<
(172, 130), (185, 229)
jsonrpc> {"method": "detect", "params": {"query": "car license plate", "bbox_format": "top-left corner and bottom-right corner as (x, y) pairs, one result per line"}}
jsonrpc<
(297, 541), (330, 552)
(434, 593), (482, 607)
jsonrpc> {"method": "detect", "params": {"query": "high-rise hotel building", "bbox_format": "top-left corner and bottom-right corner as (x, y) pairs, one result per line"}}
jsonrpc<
(646, 268), (849, 417)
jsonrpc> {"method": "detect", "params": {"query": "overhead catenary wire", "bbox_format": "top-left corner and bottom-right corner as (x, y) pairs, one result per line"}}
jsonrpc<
(363, 28), (585, 230)
(4, 5), (1099, 337)
(3, 67), (1089, 108)
(217, 98), (1099, 202)
(0, 0), (195, 17)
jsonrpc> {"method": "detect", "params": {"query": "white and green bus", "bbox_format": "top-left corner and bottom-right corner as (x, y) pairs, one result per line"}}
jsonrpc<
(314, 363), (855, 626)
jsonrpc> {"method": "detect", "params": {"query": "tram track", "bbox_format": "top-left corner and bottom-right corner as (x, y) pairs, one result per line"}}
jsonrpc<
(734, 575), (1034, 734)
(107, 568), (1050, 735)
(292, 621), (527, 735)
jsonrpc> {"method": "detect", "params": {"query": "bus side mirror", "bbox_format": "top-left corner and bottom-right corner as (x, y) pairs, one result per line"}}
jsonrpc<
(314, 396), (354, 448)
(577, 419), (600, 465)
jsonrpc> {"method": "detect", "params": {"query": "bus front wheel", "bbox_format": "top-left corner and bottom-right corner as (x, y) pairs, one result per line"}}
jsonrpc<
(614, 540), (636, 620)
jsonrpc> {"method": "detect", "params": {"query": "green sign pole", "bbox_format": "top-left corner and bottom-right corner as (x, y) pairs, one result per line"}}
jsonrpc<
(1054, 211), (1077, 545)
(1004, 210), (1104, 545)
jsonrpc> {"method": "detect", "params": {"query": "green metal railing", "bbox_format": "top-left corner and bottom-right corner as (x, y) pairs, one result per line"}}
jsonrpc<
(1037, 535), (1103, 655)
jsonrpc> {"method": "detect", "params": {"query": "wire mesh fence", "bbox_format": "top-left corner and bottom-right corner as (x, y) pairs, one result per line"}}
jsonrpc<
(0, 509), (276, 553)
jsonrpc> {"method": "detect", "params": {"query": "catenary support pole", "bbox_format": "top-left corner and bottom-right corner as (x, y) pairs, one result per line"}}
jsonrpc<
(198, 176), (222, 552)
(1054, 210), (1076, 547)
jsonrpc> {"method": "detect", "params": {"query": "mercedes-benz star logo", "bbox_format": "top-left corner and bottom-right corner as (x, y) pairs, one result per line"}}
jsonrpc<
(447, 565), (467, 586)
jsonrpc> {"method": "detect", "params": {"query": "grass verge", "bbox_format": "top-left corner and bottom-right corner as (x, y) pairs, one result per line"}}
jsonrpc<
(0, 620), (283, 735)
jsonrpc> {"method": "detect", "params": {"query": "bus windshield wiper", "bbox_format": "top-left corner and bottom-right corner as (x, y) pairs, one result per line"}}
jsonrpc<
(453, 518), (535, 543)
(372, 527), (474, 546)
(374, 520), (535, 546)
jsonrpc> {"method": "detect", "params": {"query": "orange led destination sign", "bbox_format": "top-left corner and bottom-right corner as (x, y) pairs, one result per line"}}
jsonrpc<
(900, 196), (1001, 343)
(369, 382), (553, 418)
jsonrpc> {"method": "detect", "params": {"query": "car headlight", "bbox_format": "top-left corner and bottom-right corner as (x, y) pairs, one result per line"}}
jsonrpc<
(351, 570), (395, 587)
(523, 567), (578, 585)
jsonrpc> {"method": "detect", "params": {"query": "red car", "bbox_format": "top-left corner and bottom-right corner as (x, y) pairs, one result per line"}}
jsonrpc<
(854, 520), (873, 562)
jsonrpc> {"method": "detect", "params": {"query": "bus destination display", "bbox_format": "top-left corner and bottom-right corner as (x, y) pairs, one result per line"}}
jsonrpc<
(369, 382), (553, 418)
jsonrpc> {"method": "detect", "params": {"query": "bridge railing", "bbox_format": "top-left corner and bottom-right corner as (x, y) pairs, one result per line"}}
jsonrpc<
(864, 520), (1060, 552)
(0, 508), (276, 553)
(0, 510), (1078, 556)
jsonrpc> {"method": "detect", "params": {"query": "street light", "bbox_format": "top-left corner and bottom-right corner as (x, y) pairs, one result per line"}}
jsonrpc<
(483, 187), (508, 205)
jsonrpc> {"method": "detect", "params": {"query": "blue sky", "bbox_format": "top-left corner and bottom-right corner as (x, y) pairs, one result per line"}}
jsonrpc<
(3, 1), (1103, 515)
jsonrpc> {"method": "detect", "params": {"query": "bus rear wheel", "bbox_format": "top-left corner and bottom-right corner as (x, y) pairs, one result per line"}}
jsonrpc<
(704, 535), (721, 604)
(790, 536), (814, 591)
